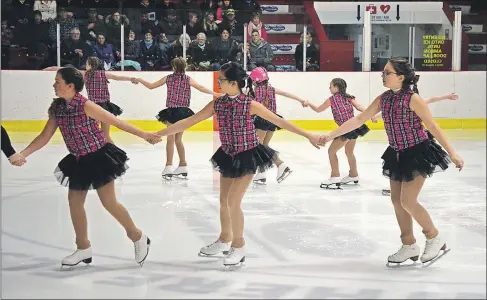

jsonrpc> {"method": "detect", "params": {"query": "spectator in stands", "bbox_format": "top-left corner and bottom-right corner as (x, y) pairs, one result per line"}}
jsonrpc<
(170, 33), (191, 61)
(48, 7), (78, 42)
(233, 0), (261, 25)
(33, 0), (56, 22)
(247, 12), (267, 41)
(188, 32), (214, 71)
(105, 11), (130, 54)
(92, 33), (115, 68)
(80, 8), (106, 44)
(220, 9), (242, 41)
(177, 0), (201, 23)
(61, 27), (92, 69)
(159, 9), (183, 43)
(200, 0), (218, 16)
(12, 8), (31, 47)
(202, 11), (219, 40)
(139, 10), (161, 38)
(156, 0), (176, 20)
(123, 29), (140, 65)
(217, 0), (233, 22)
(139, 29), (161, 71)
(156, 32), (173, 70)
(211, 28), (239, 70)
(248, 29), (275, 71)
(26, 10), (51, 69)
(1, 20), (13, 69)
(294, 32), (320, 71)
(8, 0), (35, 26)
(185, 12), (203, 39)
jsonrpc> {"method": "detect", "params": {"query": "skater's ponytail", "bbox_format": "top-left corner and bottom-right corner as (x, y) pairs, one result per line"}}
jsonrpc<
(331, 78), (355, 100)
(220, 62), (248, 92)
(247, 77), (256, 98)
(411, 75), (420, 94)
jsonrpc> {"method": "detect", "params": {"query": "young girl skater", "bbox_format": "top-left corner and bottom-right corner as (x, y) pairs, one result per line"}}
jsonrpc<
(320, 57), (464, 266)
(20, 67), (159, 267)
(133, 57), (219, 180)
(377, 82), (459, 196)
(246, 67), (308, 184)
(304, 78), (370, 189)
(155, 62), (322, 266)
(45, 57), (136, 144)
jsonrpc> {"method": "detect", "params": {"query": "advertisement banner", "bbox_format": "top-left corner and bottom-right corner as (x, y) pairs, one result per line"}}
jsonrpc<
(261, 5), (289, 14)
(264, 24), (297, 34)
(271, 44), (298, 54)
(468, 44), (487, 54)
(462, 24), (484, 33)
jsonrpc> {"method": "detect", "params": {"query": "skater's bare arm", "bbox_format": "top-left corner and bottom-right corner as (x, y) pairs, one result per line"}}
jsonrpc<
(351, 98), (366, 112)
(44, 66), (86, 76)
(423, 93), (458, 105)
(156, 100), (215, 136)
(106, 73), (135, 82)
(305, 98), (330, 113)
(274, 88), (306, 105)
(326, 96), (381, 140)
(410, 94), (456, 156)
(190, 78), (220, 97)
(135, 76), (167, 89)
(20, 117), (58, 158)
(84, 101), (147, 140)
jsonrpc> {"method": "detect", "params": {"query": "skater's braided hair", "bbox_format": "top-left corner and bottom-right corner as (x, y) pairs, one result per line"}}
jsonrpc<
(220, 62), (249, 92)
(411, 75), (420, 94)
(388, 57), (419, 91)
(171, 57), (187, 73)
(246, 77), (269, 99)
(86, 56), (109, 83)
(48, 67), (84, 117)
(331, 78), (355, 100)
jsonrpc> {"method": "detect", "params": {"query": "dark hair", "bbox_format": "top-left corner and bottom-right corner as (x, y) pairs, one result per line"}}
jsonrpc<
(411, 75), (420, 94)
(331, 78), (355, 99)
(251, 29), (260, 36)
(220, 62), (248, 91)
(48, 67), (84, 117)
(388, 57), (419, 91)
(246, 77), (268, 98)
(171, 57), (187, 73)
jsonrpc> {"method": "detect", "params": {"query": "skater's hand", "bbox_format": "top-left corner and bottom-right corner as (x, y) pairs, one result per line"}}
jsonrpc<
(318, 134), (332, 145)
(307, 133), (322, 149)
(450, 153), (464, 171)
(301, 100), (309, 107)
(8, 152), (26, 166)
(371, 116), (379, 123)
(143, 132), (162, 144)
(156, 128), (168, 137)
(131, 78), (140, 84)
(447, 93), (458, 100)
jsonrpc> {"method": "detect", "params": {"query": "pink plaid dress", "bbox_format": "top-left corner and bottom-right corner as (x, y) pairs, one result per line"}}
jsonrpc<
(166, 72), (191, 108)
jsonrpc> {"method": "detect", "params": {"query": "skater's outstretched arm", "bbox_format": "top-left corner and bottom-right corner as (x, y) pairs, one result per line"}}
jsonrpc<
(20, 117), (58, 158)
(84, 100), (161, 144)
(250, 101), (322, 149)
(189, 78), (221, 97)
(156, 100), (216, 137)
(423, 93), (458, 104)
(274, 88), (307, 106)
(134, 76), (168, 90)
(351, 98), (366, 112)
(44, 66), (86, 76)
(409, 94), (463, 170)
(106, 73), (136, 82)
(303, 98), (331, 113)
(322, 96), (381, 143)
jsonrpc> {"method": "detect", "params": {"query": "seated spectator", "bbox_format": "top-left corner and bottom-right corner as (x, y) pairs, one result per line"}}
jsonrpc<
(156, 0), (176, 20)
(33, 0), (56, 22)
(79, 8), (106, 44)
(170, 33), (191, 61)
(1, 20), (14, 69)
(105, 11), (130, 53)
(177, 0), (201, 23)
(217, 0), (233, 22)
(156, 32), (173, 70)
(91, 33), (115, 68)
(233, 0), (261, 25)
(61, 27), (92, 69)
(139, 10), (161, 38)
(294, 32), (320, 71)
(248, 29), (275, 71)
(202, 11), (219, 41)
(26, 10), (52, 69)
(140, 0), (157, 21)
(185, 12), (203, 39)
(159, 9), (183, 43)
(188, 32), (215, 71)
(247, 12), (267, 41)
(139, 30), (161, 71)
(200, 0), (218, 16)
(211, 28), (239, 70)
(48, 7), (78, 42)
(220, 9), (242, 41)
(123, 29), (140, 63)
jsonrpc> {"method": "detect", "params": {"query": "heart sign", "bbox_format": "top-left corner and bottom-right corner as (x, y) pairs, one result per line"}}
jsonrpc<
(380, 5), (391, 14)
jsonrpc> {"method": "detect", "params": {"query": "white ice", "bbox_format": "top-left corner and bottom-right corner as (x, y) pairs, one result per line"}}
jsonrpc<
(2, 130), (486, 299)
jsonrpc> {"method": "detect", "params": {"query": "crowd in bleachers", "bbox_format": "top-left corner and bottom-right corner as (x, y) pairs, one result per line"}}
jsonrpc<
(1, 0), (320, 71)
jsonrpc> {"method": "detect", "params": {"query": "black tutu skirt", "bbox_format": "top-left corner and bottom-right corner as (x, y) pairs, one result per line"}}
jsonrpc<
(156, 107), (195, 124)
(253, 114), (282, 131)
(381, 139), (451, 182)
(97, 101), (123, 116)
(336, 124), (370, 141)
(54, 143), (129, 190)
(210, 144), (277, 178)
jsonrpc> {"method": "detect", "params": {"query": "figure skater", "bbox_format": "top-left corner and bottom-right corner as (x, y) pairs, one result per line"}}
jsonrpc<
(319, 57), (464, 266)
(20, 67), (160, 267)
(133, 57), (220, 180)
(2, 126), (26, 166)
(246, 67), (308, 184)
(304, 78), (370, 189)
(154, 62), (322, 266)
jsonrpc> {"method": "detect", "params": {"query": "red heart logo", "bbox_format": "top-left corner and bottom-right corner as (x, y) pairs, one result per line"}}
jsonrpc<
(380, 5), (391, 14)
